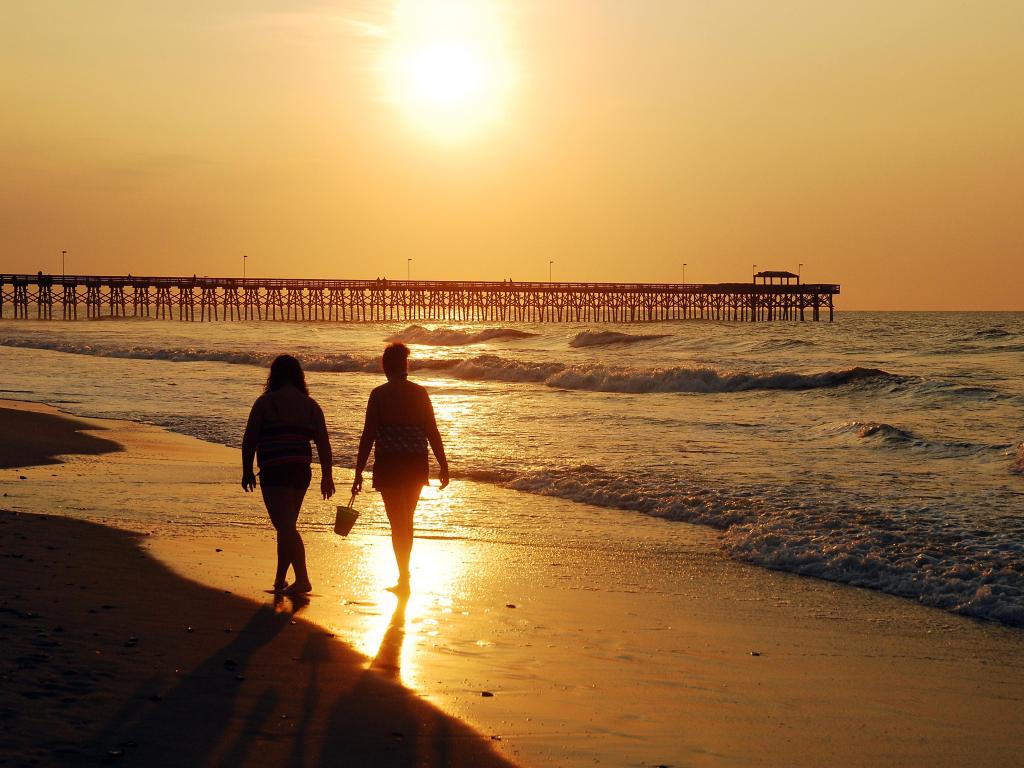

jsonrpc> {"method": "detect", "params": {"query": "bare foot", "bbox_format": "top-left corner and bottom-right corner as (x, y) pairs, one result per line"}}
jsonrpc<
(385, 578), (411, 595)
(284, 581), (313, 595)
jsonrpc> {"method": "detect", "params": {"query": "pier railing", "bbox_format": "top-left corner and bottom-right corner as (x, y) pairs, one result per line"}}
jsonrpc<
(0, 274), (839, 322)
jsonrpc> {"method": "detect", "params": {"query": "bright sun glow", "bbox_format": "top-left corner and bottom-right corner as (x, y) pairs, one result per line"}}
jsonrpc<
(383, 0), (514, 140)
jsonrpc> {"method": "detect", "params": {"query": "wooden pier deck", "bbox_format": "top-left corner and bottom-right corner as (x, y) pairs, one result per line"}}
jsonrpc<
(0, 274), (839, 323)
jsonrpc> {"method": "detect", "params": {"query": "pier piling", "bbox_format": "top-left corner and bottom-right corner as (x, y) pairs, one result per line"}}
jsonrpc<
(0, 274), (840, 323)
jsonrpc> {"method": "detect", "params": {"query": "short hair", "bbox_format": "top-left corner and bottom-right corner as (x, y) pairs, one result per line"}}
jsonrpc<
(382, 342), (410, 377)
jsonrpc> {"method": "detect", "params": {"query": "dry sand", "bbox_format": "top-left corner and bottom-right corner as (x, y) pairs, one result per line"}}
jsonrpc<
(2, 400), (1024, 767)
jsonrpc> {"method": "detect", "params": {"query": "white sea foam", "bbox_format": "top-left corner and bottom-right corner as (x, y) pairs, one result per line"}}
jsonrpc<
(722, 506), (1024, 627)
(459, 462), (1024, 627)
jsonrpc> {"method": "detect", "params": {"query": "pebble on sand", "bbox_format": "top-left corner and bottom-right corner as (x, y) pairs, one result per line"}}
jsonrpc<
(481, 691), (494, 698)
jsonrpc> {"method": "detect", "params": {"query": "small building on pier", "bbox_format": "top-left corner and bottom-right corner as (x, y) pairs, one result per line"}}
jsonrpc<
(755, 270), (800, 285)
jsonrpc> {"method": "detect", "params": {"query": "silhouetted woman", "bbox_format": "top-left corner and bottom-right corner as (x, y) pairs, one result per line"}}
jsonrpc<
(243, 355), (335, 594)
(353, 343), (449, 593)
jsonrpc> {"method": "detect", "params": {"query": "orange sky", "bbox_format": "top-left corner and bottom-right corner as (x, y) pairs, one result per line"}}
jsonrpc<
(1, 1), (1022, 309)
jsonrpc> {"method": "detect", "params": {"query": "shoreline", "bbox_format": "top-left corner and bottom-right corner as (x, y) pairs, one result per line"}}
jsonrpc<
(1, 510), (517, 767)
(3, 400), (1024, 766)
(0, 401), (516, 767)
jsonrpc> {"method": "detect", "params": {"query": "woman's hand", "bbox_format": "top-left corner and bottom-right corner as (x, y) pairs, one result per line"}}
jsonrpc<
(321, 474), (336, 500)
(438, 468), (450, 490)
(351, 471), (363, 496)
(242, 470), (257, 492)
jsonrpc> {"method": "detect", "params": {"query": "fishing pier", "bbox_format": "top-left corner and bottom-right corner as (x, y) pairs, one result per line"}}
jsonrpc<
(0, 273), (839, 323)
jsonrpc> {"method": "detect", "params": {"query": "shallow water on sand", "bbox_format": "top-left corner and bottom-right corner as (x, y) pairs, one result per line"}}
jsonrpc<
(1, 311), (1023, 626)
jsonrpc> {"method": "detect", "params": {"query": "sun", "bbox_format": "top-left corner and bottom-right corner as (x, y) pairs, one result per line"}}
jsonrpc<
(383, 0), (514, 140)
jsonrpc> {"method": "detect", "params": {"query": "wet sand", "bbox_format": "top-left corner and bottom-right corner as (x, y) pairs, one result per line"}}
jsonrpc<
(3, 400), (1024, 767)
(0, 405), (515, 768)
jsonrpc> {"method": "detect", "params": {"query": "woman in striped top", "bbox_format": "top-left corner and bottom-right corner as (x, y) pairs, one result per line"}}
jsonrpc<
(243, 355), (335, 595)
(353, 342), (449, 593)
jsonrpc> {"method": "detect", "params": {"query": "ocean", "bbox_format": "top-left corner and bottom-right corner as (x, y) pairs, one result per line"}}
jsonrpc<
(1, 312), (1022, 627)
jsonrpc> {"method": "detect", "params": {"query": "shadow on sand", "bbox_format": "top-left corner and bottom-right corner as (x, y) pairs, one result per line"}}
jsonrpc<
(0, 511), (514, 767)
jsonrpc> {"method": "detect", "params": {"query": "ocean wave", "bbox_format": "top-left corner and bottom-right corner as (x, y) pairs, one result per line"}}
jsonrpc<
(828, 421), (1009, 458)
(569, 330), (669, 348)
(723, 506), (1024, 627)
(441, 357), (893, 393)
(913, 380), (1008, 401)
(542, 364), (893, 394)
(0, 337), (385, 373)
(459, 462), (1024, 627)
(387, 325), (538, 346)
(748, 337), (817, 352)
(0, 337), (896, 395)
(971, 327), (1014, 340)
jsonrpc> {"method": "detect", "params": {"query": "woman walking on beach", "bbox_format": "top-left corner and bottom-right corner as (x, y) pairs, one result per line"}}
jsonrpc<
(242, 355), (335, 594)
(353, 342), (449, 593)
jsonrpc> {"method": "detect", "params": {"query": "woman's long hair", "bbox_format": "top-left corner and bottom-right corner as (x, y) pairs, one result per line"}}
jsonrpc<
(265, 354), (309, 395)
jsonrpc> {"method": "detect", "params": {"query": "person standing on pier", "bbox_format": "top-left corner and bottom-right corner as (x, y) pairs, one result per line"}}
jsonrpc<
(353, 342), (449, 594)
(242, 355), (335, 595)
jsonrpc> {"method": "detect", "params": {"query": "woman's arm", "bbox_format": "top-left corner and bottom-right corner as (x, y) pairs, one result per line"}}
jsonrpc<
(352, 390), (379, 494)
(241, 399), (263, 491)
(312, 400), (335, 500)
(424, 391), (449, 489)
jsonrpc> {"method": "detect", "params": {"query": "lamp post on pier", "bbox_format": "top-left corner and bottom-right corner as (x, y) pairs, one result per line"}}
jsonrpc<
(549, 260), (554, 283)
(798, 263), (803, 284)
(682, 263), (687, 285)
(243, 254), (248, 279)
(62, 250), (66, 278)
(407, 258), (412, 281)
(752, 264), (757, 283)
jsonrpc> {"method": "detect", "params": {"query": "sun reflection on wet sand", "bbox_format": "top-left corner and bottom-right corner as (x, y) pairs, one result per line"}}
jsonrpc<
(327, 482), (472, 689)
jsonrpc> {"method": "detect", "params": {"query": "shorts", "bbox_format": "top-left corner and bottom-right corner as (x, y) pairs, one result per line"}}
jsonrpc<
(259, 464), (312, 490)
(372, 453), (429, 490)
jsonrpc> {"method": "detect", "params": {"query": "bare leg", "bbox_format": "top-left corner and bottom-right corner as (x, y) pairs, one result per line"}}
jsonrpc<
(381, 485), (421, 587)
(262, 483), (311, 591)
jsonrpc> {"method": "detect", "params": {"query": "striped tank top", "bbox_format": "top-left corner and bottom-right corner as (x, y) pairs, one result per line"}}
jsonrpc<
(257, 423), (314, 468)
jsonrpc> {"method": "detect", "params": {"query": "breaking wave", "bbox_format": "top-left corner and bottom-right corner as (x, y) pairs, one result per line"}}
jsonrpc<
(458, 462), (1024, 627)
(0, 337), (896, 395)
(569, 330), (669, 348)
(387, 325), (538, 346)
(437, 356), (894, 393)
(543, 364), (892, 394)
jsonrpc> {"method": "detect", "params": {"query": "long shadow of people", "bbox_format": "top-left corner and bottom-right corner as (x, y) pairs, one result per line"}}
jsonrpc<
(284, 594), (410, 768)
(96, 604), (296, 766)
(370, 594), (410, 681)
(318, 593), (475, 767)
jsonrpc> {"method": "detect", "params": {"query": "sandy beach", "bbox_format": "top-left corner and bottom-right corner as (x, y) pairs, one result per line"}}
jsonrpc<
(3, 400), (1024, 767)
